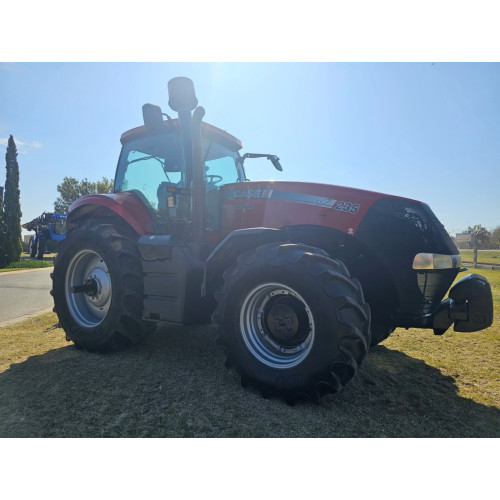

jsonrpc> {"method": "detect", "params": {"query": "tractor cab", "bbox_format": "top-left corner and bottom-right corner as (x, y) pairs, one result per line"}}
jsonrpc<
(115, 118), (246, 234)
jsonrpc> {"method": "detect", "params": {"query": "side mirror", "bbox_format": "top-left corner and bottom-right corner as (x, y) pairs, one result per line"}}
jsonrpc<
(269, 155), (283, 172)
(142, 103), (164, 131)
(238, 153), (283, 172)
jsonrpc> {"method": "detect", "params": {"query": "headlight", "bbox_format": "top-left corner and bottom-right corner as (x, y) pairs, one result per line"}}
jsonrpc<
(412, 253), (462, 270)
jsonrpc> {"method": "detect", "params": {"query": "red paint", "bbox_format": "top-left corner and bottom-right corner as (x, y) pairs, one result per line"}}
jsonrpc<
(220, 180), (420, 236)
(69, 193), (153, 235)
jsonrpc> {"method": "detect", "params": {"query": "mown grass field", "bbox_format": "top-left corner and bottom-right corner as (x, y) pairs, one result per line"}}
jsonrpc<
(460, 249), (500, 264)
(0, 268), (498, 438)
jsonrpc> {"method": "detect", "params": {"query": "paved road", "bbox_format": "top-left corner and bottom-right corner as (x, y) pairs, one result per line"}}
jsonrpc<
(0, 268), (54, 326)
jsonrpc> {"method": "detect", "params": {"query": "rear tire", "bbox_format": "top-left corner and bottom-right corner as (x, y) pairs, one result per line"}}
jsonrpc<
(51, 221), (154, 352)
(29, 237), (36, 258)
(213, 243), (371, 402)
(36, 236), (45, 260)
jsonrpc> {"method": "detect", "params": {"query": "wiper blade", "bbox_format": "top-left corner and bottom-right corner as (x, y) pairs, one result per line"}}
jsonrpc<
(127, 155), (165, 167)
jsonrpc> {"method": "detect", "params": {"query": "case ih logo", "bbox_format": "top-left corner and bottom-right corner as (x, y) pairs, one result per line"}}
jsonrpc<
(232, 188), (272, 199)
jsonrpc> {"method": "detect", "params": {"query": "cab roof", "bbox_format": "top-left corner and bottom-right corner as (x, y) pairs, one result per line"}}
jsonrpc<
(120, 119), (243, 152)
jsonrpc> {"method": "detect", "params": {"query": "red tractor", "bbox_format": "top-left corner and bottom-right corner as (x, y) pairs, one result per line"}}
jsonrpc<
(51, 77), (493, 402)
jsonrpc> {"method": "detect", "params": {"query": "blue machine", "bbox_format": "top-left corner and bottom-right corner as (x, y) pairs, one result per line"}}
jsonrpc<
(22, 212), (67, 260)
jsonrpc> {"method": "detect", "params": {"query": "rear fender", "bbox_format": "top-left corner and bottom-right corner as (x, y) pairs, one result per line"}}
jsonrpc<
(67, 193), (152, 235)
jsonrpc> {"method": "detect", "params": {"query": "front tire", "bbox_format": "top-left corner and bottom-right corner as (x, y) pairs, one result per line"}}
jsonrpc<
(51, 221), (154, 352)
(213, 243), (371, 402)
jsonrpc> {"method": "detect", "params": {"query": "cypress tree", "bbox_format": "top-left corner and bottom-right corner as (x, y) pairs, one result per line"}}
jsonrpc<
(1, 136), (23, 266)
(0, 185), (5, 267)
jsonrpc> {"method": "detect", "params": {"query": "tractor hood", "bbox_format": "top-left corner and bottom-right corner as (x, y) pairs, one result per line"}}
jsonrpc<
(219, 180), (425, 237)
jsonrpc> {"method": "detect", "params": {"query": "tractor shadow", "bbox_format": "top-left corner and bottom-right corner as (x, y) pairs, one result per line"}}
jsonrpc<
(0, 324), (498, 438)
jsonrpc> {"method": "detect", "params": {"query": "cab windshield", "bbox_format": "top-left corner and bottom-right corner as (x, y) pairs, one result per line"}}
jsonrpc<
(114, 130), (244, 215)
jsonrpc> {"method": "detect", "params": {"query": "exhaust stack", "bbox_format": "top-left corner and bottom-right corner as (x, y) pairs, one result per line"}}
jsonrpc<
(167, 77), (206, 252)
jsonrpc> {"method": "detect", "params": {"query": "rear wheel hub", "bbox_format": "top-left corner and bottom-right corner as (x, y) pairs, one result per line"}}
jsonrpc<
(65, 249), (112, 328)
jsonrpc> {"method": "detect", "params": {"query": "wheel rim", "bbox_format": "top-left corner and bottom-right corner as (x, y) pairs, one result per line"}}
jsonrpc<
(65, 249), (112, 328)
(240, 283), (315, 369)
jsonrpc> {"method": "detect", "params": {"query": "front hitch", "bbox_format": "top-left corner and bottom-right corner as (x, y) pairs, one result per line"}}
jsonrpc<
(433, 274), (493, 335)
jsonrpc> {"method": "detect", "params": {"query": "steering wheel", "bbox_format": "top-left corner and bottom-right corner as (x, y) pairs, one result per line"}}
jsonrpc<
(206, 175), (223, 185)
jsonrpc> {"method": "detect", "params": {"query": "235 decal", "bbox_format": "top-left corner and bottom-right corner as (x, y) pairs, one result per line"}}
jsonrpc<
(333, 201), (360, 214)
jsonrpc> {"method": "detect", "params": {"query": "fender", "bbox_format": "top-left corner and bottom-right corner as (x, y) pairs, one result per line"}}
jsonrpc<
(203, 228), (284, 298)
(67, 193), (153, 235)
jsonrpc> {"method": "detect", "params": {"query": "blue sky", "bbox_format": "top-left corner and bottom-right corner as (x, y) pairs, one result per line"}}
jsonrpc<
(1, 62), (499, 237)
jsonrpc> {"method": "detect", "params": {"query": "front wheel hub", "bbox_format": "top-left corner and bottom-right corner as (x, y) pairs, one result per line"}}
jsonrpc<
(240, 283), (315, 369)
(265, 297), (306, 345)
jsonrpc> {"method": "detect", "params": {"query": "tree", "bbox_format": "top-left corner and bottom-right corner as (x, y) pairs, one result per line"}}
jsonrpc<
(466, 224), (491, 268)
(0, 186), (5, 266)
(466, 224), (491, 247)
(54, 176), (113, 213)
(0, 136), (23, 267)
(490, 226), (500, 248)
(0, 186), (4, 222)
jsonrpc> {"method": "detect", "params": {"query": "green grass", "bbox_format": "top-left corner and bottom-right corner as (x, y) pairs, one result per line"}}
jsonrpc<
(460, 249), (500, 264)
(0, 270), (498, 438)
(1, 260), (53, 271)
(0, 253), (55, 272)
